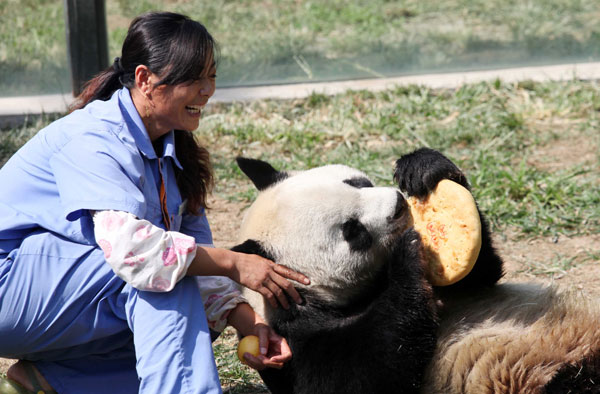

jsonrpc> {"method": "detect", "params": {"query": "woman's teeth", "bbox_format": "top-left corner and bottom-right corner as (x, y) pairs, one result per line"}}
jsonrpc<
(186, 105), (203, 114)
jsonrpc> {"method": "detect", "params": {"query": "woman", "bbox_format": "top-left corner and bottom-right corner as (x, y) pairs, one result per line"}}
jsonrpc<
(0, 11), (308, 394)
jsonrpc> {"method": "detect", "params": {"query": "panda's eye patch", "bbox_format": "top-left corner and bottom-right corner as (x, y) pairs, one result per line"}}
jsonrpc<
(343, 177), (373, 188)
(342, 218), (373, 251)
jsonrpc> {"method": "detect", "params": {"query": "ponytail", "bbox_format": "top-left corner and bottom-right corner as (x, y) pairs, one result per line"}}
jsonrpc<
(69, 57), (125, 112)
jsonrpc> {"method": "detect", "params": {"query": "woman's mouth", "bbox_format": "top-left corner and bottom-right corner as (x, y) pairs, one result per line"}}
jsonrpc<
(186, 105), (203, 115)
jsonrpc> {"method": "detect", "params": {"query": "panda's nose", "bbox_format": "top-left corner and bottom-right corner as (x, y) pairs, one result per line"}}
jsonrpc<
(389, 191), (407, 221)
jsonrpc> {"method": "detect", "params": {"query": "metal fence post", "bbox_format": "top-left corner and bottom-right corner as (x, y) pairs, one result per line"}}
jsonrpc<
(63, 0), (109, 97)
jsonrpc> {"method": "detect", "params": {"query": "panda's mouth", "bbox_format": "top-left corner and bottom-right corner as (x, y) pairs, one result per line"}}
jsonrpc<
(388, 192), (412, 236)
(389, 192), (408, 221)
(390, 216), (412, 236)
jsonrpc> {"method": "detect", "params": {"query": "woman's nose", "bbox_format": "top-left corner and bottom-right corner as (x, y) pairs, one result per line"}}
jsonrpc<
(199, 78), (216, 97)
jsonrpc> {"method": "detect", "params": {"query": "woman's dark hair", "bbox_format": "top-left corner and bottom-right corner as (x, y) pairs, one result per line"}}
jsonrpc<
(71, 12), (216, 214)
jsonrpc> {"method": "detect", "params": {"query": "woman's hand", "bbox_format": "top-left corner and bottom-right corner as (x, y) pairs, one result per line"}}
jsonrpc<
(242, 323), (292, 370)
(230, 252), (309, 309)
(188, 246), (310, 309)
(228, 303), (293, 370)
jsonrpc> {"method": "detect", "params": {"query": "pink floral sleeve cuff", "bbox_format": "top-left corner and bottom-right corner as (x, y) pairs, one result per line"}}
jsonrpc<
(196, 275), (247, 332)
(93, 210), (196, 292)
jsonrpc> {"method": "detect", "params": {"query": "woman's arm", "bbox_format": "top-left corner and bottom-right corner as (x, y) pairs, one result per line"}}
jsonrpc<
(187, 246), (308, 308)
(93, 210), (195, 291)
(93, 210), (309, 307)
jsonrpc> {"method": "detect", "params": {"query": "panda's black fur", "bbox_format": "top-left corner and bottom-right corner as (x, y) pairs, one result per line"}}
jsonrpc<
(233, 230), (438, 394)
(233, 148), (600, 394)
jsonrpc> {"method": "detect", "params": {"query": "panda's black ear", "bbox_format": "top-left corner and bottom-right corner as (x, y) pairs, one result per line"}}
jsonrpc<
(236, 157), (288, 191)
(231, 239), (276, 262)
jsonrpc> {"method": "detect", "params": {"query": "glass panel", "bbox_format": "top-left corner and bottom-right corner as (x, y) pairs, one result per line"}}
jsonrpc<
(2, 0), (599, 96)
(105, 0), (600, 87)
(0, 0), (70, 96)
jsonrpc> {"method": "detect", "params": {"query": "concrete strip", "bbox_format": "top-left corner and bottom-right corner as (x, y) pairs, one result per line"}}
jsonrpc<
(0, 93), (74, 116)
(211, 61), (600, 103)
(1, 62), (599, 121)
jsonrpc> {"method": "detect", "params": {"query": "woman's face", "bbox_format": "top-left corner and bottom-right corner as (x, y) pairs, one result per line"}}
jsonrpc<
(149, 63), (217, 136)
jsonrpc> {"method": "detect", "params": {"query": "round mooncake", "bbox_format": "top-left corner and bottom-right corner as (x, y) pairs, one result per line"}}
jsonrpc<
(407, 179), (482, 286)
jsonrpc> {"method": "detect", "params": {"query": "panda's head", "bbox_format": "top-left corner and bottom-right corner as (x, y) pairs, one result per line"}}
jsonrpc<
(235, 158), (411, 306)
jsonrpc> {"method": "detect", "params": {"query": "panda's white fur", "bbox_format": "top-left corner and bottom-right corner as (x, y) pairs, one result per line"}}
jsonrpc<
(238, 164), (410, 317)
(234, 152), (600, 393)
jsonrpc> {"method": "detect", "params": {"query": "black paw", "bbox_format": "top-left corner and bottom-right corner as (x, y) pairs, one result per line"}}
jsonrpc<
(393, 148), (469, 198)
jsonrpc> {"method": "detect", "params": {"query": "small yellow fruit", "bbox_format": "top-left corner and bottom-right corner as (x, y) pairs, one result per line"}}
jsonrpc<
(237, 335), (260, 363)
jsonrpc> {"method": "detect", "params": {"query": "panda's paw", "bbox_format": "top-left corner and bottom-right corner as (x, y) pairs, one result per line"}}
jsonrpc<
(394, 148), (468, 198)
(388, 229), (429, 284)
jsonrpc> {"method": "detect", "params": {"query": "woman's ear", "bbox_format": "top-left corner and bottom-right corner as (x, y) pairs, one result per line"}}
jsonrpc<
(134, 64), (153, 97)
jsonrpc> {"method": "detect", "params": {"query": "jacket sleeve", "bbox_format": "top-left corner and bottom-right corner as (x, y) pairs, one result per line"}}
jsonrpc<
(93, 210), (196, 292)
(93, 210), (248, 330)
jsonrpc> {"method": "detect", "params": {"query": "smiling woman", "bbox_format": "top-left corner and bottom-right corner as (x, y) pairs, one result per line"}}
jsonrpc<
(129, 66), (216, 141)
(0, 11), (308, 394)
(70, 10), (219, 214)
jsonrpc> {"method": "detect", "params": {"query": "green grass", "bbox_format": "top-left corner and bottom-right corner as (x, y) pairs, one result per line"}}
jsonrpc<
(109, 0), (600, 86)
(0, 0), (70, 95)
(515, 249), (600, 279)
(2, 0), (600, 94)
(0, 116), (55, 166)
(214, 329), (269, 393)
(517, 253), (578, 278)
(198, 79), (600, 238)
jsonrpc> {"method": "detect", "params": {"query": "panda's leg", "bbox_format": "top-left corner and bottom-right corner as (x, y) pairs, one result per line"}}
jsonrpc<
(394, 147), (504, 289)
(544, 354), (600, 394)
(258, 367), (294, 394)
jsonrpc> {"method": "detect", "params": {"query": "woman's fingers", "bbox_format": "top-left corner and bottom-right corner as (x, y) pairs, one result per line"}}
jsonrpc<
(273, 263), (310, 285)
(267, 261), (309, 306)
(235, 252), (309, 308)
(269, 272), (302, 305)
(242, 353), (265, 370)
(257, 325), (270, 356)
(240, 323), (293, 372)
(243, 353), (285, 370)
(262, 277), (289, 309)
(256, 258), (308, 308)
(267, 332), (292, 363)
(258, 284), (278, 309)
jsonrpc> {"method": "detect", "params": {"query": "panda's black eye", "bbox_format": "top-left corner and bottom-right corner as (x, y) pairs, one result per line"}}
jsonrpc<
(342, 218), (373, 251)
(343, 177), (373, 188)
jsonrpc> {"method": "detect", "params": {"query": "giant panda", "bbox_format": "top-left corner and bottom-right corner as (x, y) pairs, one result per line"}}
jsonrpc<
(231, 148), (600, 394)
